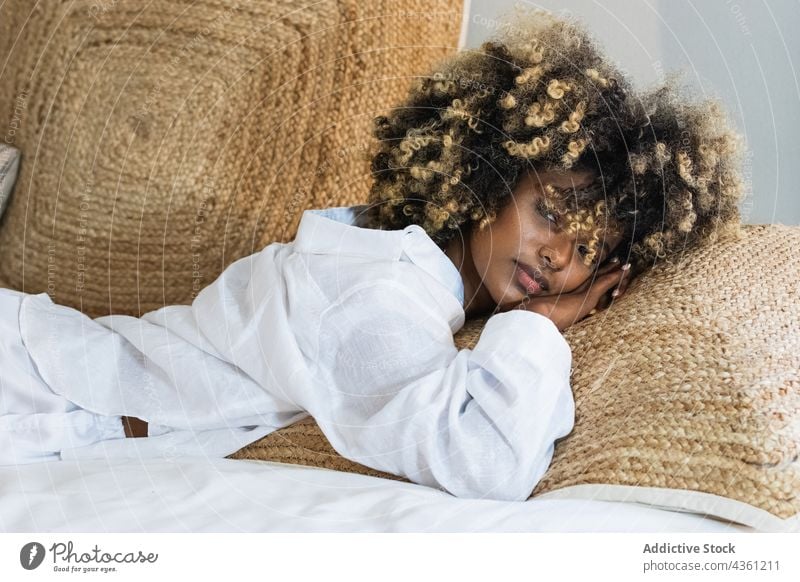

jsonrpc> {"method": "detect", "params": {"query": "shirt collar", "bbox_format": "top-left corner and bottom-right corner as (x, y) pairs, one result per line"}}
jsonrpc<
(293, 204), (465, 310)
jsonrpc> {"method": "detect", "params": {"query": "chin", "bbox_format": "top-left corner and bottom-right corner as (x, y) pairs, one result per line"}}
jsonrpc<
(485, 276), (529, 311)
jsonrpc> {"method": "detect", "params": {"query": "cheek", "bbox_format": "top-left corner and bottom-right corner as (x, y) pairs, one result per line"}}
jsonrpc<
(471, 220), (508, 267)
(469, 227), (494, 275)
(469, 224), (514, 289)
(561, 262), (597, 293)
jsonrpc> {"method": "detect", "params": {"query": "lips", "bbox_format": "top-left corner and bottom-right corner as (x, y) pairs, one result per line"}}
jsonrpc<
(516, 260), (549, 295)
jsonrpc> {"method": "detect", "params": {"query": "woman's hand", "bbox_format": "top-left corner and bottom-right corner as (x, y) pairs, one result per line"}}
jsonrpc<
(513, 258), (632, 332)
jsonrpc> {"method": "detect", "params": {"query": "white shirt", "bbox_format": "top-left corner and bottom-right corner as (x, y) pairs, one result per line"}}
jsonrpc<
(17, 204), (575, 501)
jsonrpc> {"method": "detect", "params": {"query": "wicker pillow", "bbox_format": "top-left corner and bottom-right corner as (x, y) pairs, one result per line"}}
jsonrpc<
(0, 0), (465, 317)
(230, 224), (800, 532)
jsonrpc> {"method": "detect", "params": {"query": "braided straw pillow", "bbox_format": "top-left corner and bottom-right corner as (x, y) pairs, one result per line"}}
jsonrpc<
(0, 0), (464, 317)
(230, 224), (800, 532)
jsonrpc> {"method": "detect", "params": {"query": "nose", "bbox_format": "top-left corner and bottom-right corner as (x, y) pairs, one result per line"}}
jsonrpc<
(539, 236), (573, 271)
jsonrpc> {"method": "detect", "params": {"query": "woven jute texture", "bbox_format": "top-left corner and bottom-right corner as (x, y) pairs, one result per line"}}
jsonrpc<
(0, 0), (464, 318)
(230, 224), (800, 520)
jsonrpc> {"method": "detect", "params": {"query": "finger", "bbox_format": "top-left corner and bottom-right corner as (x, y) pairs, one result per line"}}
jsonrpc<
(591, 262), (632, 309)
(598, 276), (623, 309)
(589, 268), (626, 303)
(574, 263), (621, 296)
(611, 262), (632, 298)
(595, 290), (612, 311)
(585, 279), (618, 320)
(594, 257), (621, 277)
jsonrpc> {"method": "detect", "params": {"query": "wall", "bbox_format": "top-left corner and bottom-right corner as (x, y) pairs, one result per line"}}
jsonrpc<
(462, 0), (800, 225)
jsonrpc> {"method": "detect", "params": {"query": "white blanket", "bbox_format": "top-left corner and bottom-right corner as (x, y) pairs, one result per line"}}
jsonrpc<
(0, 459), (753, 532)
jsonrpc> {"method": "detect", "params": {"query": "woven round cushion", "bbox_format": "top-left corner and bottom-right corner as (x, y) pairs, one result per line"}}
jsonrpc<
(229, 224), (800, 530)
(0, 0), (465, 317)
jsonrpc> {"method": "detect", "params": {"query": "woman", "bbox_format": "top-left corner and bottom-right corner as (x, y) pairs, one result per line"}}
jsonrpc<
(0, 8), (744, 501)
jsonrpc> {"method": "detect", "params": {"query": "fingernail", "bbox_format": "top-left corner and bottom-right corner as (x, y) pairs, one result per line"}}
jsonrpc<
(609, 257), (620, 263)
(622, 263), (631, 271)
(612, 289), (620, 297)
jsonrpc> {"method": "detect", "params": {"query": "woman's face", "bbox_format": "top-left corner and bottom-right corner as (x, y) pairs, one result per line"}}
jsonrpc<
(469, 167), (624, 309)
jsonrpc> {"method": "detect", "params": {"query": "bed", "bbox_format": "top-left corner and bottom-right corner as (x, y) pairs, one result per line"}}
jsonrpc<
(0, 458), (753, 532)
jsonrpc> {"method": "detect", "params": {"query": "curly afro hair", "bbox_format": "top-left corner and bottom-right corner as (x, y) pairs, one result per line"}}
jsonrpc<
(362, 7), (746, 279)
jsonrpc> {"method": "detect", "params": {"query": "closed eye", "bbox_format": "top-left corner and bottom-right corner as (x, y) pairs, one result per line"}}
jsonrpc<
(536, 200), (558, 225)
(578, 243), (595, 263)
(578, 243), (604, 267)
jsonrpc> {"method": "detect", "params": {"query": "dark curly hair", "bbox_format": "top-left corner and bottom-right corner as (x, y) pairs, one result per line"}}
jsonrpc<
(362, 7), (746, 278)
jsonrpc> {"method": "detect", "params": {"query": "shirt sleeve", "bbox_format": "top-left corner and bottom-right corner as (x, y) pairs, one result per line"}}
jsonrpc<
(291, 277), (575, 502)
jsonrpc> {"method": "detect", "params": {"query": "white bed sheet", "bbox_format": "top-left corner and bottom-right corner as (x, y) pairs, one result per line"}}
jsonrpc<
(0, 458), (754, 532)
